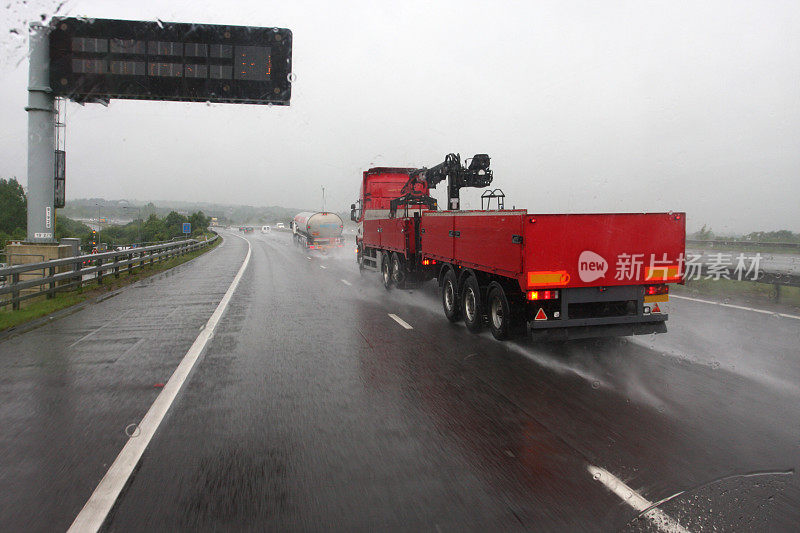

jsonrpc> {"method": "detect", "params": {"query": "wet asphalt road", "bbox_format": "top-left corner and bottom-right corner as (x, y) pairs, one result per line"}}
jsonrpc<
(1, 229), (799, 531)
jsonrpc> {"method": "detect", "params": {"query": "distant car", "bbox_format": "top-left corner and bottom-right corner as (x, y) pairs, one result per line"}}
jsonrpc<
(276, 223), (285, 229)
(261, 225), (271, 233)
(244, 226), (255, 233)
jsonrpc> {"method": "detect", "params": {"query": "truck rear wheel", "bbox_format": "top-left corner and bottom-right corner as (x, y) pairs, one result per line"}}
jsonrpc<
(441, 269), (460, 322)
(381, 252), (392, 290)
(462, 275), (483, 333)
(357, 243), (364, 271)
(487, 282), (511, 340)
(391, 253), (405, 287)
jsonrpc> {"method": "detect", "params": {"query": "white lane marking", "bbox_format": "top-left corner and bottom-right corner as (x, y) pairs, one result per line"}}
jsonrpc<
(69, 235), (252, 533)
(68, 309), (134, 348)
(587, 465), (690, 533)
(116, 338), (147, 362)
(306, 256), (312, 260)
(320, 265), (327, 269)
(341, 279), (352, 286)
(671, 294), (800, 320)
(388, 313), (413, 330)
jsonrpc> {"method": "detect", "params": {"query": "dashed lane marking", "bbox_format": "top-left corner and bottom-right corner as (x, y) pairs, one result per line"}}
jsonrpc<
(671, 294), (800, 320)
(69, 234), (252, 533)
(388, 313), (413, 330)
(341, 279), (352, 286)
(588, 465), (689, 533)
(320, 265), (327, 269)
(68, 309), (134, 348)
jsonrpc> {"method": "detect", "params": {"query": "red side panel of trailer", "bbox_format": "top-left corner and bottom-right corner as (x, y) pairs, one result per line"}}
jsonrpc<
(419, 212), (455, 261)
(420, 211), (526, 277)
(454, 211), (525, 277)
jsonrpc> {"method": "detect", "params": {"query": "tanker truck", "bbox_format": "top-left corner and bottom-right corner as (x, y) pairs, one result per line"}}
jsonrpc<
(291, 212), (345, 252)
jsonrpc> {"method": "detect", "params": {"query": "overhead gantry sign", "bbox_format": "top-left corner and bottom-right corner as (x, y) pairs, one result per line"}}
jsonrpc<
(49, 17), (292, 105)
(22, 18), (292, 244)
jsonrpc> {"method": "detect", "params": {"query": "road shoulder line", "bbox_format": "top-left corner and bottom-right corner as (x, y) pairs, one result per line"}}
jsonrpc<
(68, 233), (252, 533)
(671, 294), (800, 320)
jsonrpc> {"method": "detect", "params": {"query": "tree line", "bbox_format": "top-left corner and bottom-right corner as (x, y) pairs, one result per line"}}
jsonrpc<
(689, 224), (800, 243)
(100, 211), (211, 247)
(1, 177), (210, 251)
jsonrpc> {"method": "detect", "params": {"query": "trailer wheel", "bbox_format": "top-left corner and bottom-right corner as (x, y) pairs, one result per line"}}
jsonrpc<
(487, 282), (511, 340)
(462, 275), (483, 333)
(441, 269), (461, 322)
(381, 252), (392, 290)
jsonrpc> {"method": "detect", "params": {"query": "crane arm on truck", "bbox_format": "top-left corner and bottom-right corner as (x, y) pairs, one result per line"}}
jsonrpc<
(389, 153), (494, 217)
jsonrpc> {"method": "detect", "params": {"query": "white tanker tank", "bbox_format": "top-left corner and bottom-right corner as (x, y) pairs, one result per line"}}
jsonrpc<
(291, 211), (345, 251)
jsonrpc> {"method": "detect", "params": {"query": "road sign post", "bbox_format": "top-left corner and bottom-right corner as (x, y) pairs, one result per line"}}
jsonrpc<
(25, 23), (56, 243)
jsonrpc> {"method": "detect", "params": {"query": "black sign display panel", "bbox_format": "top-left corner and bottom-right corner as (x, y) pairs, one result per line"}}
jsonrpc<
(49, 18), (292, 105)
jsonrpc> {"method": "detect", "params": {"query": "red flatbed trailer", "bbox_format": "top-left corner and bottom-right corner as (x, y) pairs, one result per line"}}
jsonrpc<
(353, 158), (685, 341)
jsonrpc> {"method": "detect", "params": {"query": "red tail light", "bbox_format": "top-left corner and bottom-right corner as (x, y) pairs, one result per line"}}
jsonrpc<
(527, 290), (559, 301)
(645, 284), (669, 296)
(421, 258), (438, 266)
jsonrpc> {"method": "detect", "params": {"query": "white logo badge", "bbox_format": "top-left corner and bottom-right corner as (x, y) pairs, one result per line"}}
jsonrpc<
(578, 250), (608, 282)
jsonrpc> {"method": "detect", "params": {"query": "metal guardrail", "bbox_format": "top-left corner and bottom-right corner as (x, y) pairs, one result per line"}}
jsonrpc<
(687, 239), (800, 250)
(0, 235), (218, 310)
(693, 265), (800, 288)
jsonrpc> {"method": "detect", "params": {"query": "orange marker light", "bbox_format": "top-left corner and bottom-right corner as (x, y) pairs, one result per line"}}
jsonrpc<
(527, 271), (570, 287)
(645, 266), (682, 282)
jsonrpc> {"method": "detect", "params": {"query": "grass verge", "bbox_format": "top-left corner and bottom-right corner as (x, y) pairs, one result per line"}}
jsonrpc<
(0, 235), (221, 332)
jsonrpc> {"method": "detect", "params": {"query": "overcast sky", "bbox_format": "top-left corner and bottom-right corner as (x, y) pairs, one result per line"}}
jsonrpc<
(1, 0), (798, 233)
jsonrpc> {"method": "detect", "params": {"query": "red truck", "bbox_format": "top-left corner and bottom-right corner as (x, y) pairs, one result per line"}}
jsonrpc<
(351, 153), (685, 341)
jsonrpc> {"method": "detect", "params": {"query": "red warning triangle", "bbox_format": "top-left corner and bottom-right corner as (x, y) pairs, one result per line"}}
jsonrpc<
(652, 303), (661, 313)
(535, 308), (547, 321)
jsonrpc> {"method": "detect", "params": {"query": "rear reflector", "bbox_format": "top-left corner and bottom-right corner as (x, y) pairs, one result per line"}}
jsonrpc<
(527, 270), (570, 287)
(421, 258), (438, 266)
(528, 290), (559, 301)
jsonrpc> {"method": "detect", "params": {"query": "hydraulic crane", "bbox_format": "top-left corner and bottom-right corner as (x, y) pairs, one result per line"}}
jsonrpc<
(389, 153), (493, 217)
